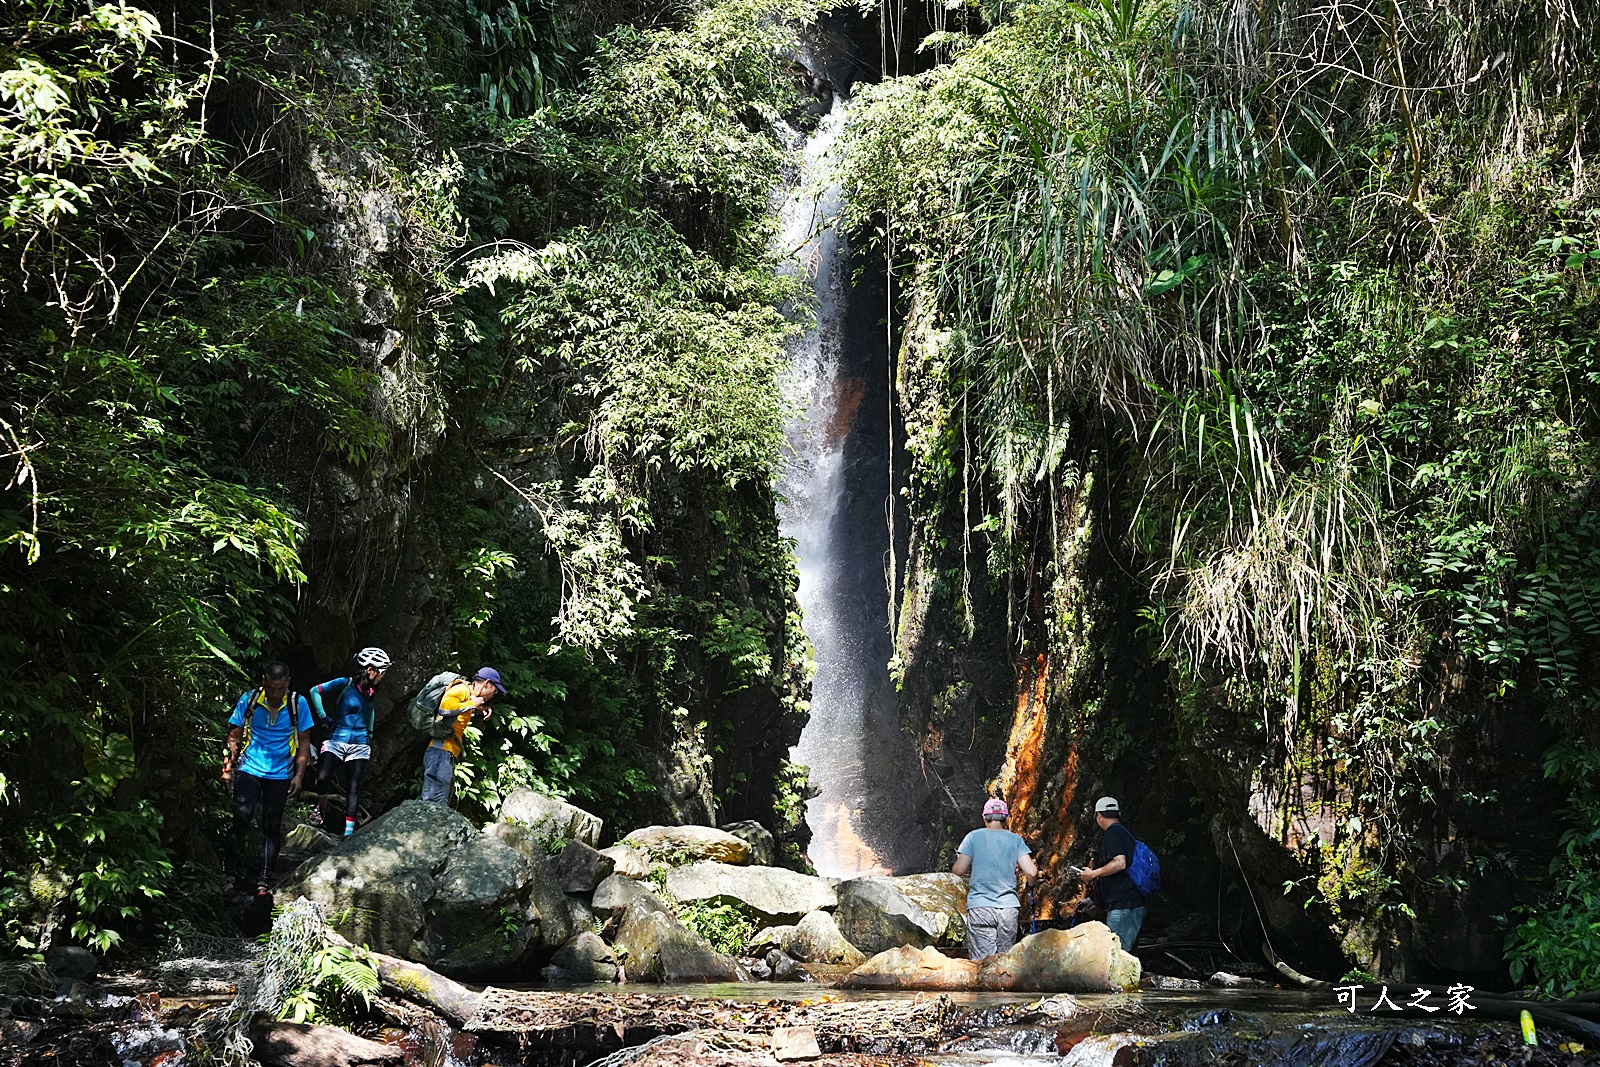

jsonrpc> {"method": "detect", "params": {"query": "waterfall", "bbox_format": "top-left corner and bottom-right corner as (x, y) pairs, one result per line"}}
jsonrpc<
(776, 98), (925, 878)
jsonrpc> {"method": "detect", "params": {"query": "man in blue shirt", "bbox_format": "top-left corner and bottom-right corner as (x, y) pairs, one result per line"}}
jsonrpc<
(951, 797), (1038, 958)
(222, 661), (313, 897)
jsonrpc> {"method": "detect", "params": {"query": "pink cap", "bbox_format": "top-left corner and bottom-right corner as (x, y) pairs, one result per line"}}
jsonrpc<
(983, 797), (1009, 818)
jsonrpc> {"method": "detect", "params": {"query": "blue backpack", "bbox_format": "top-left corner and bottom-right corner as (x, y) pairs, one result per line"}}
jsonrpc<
(1128, 839), (1161, 898)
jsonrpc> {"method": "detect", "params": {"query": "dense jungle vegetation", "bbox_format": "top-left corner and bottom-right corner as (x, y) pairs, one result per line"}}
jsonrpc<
(845, 0), (1599, 992)
(1, 0), (821, 955)
(3, 0), (1598, 996)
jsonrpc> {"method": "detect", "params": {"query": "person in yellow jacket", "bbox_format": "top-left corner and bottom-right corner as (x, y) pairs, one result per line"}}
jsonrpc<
(419, 667), (506, 804)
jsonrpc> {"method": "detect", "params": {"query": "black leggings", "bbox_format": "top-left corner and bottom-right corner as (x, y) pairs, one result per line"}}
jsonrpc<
(229, 772), (289, 888)
(316, 751), (368, 822)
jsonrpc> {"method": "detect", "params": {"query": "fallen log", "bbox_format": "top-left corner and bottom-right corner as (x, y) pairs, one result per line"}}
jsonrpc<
(368, 951), (483, 1026)
(322, 924), (484, 1026)
(249, 1017), (403, 1067)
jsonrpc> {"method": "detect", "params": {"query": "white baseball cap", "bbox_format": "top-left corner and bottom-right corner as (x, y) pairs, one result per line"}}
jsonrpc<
(1095, 796), (1121, 814)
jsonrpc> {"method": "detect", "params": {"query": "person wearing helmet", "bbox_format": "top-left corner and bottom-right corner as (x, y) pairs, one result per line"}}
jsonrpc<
(308, 647), (391, 837)
(951, 796), (1037, 959)
(419, 667), (506, 805)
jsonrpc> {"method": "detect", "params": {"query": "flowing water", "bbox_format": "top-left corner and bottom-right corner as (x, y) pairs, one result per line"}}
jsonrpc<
(775, 98), (924, 878)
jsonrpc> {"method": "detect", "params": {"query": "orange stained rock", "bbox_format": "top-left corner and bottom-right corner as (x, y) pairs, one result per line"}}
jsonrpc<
(998, 653), (1050, 833)
(996, 653), (1082, 919)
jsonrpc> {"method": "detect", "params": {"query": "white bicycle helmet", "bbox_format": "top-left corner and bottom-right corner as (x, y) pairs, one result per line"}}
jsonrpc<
(355, 647), (392, 670)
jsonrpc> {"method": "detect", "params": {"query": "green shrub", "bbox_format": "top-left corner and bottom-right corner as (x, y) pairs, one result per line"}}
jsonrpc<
(676, 900), (755, 958)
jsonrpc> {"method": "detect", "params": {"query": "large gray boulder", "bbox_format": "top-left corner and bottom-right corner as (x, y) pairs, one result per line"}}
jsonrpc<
(790, 909), (866, 965)
(277, 801), (475, 955)
(613, 898), (748, 983)
(413, 832), (573, 979)
(891, 873), (970, 944)
(746, 924), (798, 956)
(544, 931), (619, 983)
(621, 825), (752, 865)
(665, 861), (835, 924)
(554, 840), (615, 893)
(592, 873), (666, 917)
(500, 790), (603, 849)
(833, 877), (941, 955)
(718, 820), (775, 866)
(480, 822), (576, 949)
(598, 844), (651, 879)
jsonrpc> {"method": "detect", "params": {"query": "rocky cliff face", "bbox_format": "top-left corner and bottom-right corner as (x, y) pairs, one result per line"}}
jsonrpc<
(212, 0), (817, 842)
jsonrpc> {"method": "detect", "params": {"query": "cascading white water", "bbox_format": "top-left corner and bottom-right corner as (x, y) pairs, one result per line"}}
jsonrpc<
(775, 99), (917, 878)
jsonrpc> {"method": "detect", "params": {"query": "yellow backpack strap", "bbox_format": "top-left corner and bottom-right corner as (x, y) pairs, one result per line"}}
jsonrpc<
(240, 689), (260, 761)
(288, 693), (299, 758)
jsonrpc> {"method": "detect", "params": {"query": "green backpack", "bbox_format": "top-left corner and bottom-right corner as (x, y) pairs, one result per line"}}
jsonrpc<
(407, 672), (464, 738)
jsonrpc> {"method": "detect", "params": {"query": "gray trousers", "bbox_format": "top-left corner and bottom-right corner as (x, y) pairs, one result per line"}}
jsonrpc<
(965, 907), (1019, 959)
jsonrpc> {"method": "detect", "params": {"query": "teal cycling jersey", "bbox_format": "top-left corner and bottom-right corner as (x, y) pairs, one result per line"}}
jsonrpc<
(229, 690), (313, 780)
(310, 677), (375, 745)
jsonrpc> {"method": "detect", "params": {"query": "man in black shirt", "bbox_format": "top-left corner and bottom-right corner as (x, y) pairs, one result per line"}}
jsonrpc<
(1078, 796), (1146, 951)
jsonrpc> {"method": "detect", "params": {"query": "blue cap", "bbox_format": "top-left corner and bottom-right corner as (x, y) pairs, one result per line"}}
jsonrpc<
(474, 667), (507, 695)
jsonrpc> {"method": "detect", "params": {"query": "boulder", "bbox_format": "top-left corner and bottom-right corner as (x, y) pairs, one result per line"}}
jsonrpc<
(412, 830), (572, 979)
(764, 948), (810, 982)
(613, 897), (749, 983)
(665, 861), (835, 923)
(554, 840), (615, 893)
(544, 931), (619, 983)
(718, 820), (775, 866)
(599, 844), (651, 879)
(44, 945), (98, 982)
(621, 825), (752, 865)
(789, 910), (865, 966)
(479, 821), (583, 948)
(592, 873), (666, 917)
(277, 801), (474, 955)
(567, 894), (596, 932)
(839, 945), (979, 990)
(500, 790), (603, 849)
(746, 924), (798, 956)
(977, 924), (1141, 993)
(832, 877), (941, 955)
(249, 1017), (402, 1067)
(890, 873), (970, 944)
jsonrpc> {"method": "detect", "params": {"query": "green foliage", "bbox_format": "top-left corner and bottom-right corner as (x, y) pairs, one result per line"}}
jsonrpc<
(676, 899), (755, 957)
(0, 0), (825, 954)
(1505, 831), (1600, 998)
(846, 0), (1600, 972)
(277, 942), (380, 1025)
